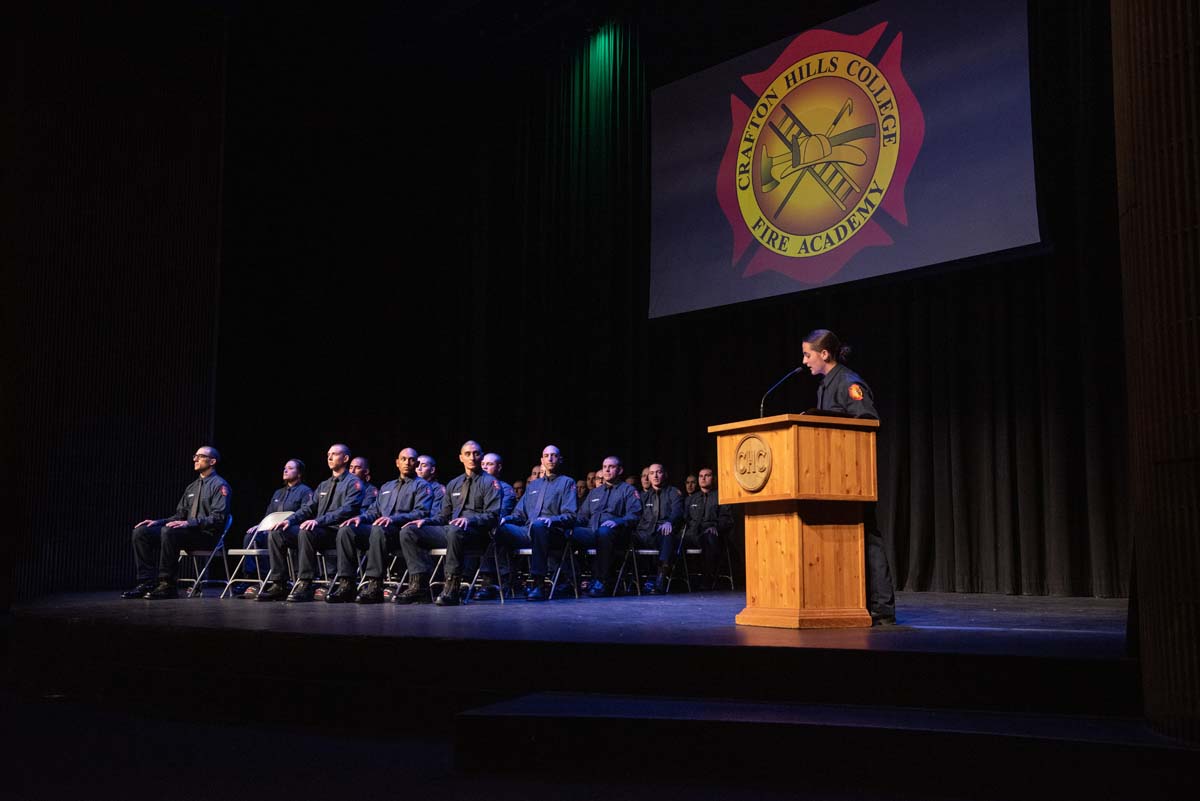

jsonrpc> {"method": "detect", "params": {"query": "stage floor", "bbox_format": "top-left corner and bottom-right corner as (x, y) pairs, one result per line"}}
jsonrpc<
(12, 589), (1127, 659)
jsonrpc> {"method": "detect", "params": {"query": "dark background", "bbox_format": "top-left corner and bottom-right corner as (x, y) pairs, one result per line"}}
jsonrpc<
(4, 0), (1127, 606)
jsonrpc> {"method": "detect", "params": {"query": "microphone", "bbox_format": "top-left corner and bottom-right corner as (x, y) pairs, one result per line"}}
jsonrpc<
(759, 366), (804, 418)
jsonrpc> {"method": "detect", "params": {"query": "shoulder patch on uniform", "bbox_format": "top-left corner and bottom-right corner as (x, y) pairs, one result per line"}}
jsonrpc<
(220, 484), (228, 496)
(355, 481), (363, 491)
(848, 383), (865, 401)
(493, 480), (500, 491)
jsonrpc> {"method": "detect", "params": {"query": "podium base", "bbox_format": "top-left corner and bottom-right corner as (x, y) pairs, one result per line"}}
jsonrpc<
(736, 605), (873, 629)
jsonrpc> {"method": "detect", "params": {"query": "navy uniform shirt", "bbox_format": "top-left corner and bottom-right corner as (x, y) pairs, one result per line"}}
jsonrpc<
(287, 472), (364, 528)
(428, 482), (446, 513)
(635, 486), (684, 538)
(156, 473), (231, 531)
(264, 483), (313, 517)
(683, 489), (732, 539)
(361, 482), (380, 510)
(579, 481), (643, 530)
(360, 475), (433, 524)
(430, 472), (501, 529)
(507, 474), (577, 527)
(493, 478), (517, 518)
(816, 363), (878, 419)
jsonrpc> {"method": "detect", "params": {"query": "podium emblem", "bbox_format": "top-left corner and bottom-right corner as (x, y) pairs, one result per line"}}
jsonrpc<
(734, 434), (773, 492)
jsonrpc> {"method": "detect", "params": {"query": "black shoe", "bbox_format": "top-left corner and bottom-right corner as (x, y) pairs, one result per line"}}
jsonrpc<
(872, 613), (898, 627)
(435, 576), (462, 606)
(286, 579), (314, 602)
(144, 581), (178, 600)
(256, 581), (288, 602)
(587, 580), (606, 598)
(473, 584), (500, 601)
(646, 569), (668, 595)
(326, 578), (355, 603)
(121, 580), (157, 599)
(355, 578), (384, 604)
(525, 584), (547, 602)
(395, 575), (431, 605)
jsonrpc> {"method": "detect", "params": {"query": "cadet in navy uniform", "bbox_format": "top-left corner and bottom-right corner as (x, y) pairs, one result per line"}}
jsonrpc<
(328, 447), (433, 604)
(417, 455), (445, 510)
(238, 459), (312, 589)
(467, 452), (517, 597)
(350, 456), (379, 510)
(634, 463), (685, 594)
(572, 456), (642, 597)
(395, 440), (500, 606)
(492, 445), (578, 601)
(682, 467), (732, 590)
(124, 446), (231, 600)
(258, 443), (363, 602)
(482, 453), (517, 517)
(802, 328), (897, 625)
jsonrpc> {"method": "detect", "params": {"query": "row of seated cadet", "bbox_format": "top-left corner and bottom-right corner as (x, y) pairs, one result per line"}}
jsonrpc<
(123, 442), (735, 604)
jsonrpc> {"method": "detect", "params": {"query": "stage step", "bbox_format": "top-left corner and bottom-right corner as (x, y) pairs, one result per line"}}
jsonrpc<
(455, 692), (1198, 800)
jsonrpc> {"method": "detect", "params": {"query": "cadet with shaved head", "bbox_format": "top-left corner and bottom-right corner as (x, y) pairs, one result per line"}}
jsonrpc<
(634, 463), (685, 594)
(395, 440), (501, 606)
(570, 456), (642, 598)
(492, 445), (578, 601)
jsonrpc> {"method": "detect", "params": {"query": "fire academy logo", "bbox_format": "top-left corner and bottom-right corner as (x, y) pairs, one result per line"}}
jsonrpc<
(717, 23), (925, 285)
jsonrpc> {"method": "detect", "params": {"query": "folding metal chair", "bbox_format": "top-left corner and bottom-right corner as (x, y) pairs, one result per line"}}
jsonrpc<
(176, 514), (233, 598)
(222, 511), (290, 598)
(615, 544), (662, 596)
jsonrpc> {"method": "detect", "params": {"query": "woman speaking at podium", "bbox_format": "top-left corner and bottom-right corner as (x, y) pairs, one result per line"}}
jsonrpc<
(801, 329), (897, 626)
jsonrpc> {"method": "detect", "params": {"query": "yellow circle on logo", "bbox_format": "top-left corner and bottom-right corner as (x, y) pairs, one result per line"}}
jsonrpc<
(735, 51), (900, 258)
(733, 434), (773, 492)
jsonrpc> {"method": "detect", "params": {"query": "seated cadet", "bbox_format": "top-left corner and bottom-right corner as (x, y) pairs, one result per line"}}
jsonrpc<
(633, 463), (685, 595)
(471, 452), (518, 599)
(571, 456), (642, 598)
(124, 446), (231, 600)
(512, 479), (526, 501)
(639, 466), (652, 496)
(492, 445), (578, 602)
(258, 443), (363, 602)
(684, 473), (698, 497)
(328, 447), (432, 604)
(238, 459), (313, 594)
(417, 454), (445, 509)
(350, 456), (379, 510)
(395, 440), (500, 606)
(681, 467), (733, 590)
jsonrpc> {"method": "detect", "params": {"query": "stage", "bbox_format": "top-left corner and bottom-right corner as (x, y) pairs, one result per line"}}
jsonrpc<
(6, 590), (1196, 799)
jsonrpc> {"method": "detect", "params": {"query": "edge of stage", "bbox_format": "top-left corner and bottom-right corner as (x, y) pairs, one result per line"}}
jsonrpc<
(8, 589), (1136, 716)
(12, 588), (1200, 800)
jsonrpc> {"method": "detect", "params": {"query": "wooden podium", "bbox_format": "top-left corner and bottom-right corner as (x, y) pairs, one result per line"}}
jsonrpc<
(708, 414), (878, 629)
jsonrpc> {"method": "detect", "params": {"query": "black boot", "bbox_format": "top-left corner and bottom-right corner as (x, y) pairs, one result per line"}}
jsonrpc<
(121, 580), (157, 599)
(256, 580), (289, 602)
(144, 580), (178, 600)
(355, 578), (384, 604)
(395, 574), (431, 604)
(435, 575), (462, 606)
(647, 566), (668, 595)
(326, 577), (356, 603)
(286, 579), (314, 602)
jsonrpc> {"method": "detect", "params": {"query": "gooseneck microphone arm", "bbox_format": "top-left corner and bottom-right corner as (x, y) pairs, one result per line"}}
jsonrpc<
(759, 366), (804, 418)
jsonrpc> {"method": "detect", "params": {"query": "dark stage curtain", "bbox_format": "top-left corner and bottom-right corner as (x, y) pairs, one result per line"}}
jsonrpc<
(5, 3), (227, 602)
(468, 5), (1128, 597)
